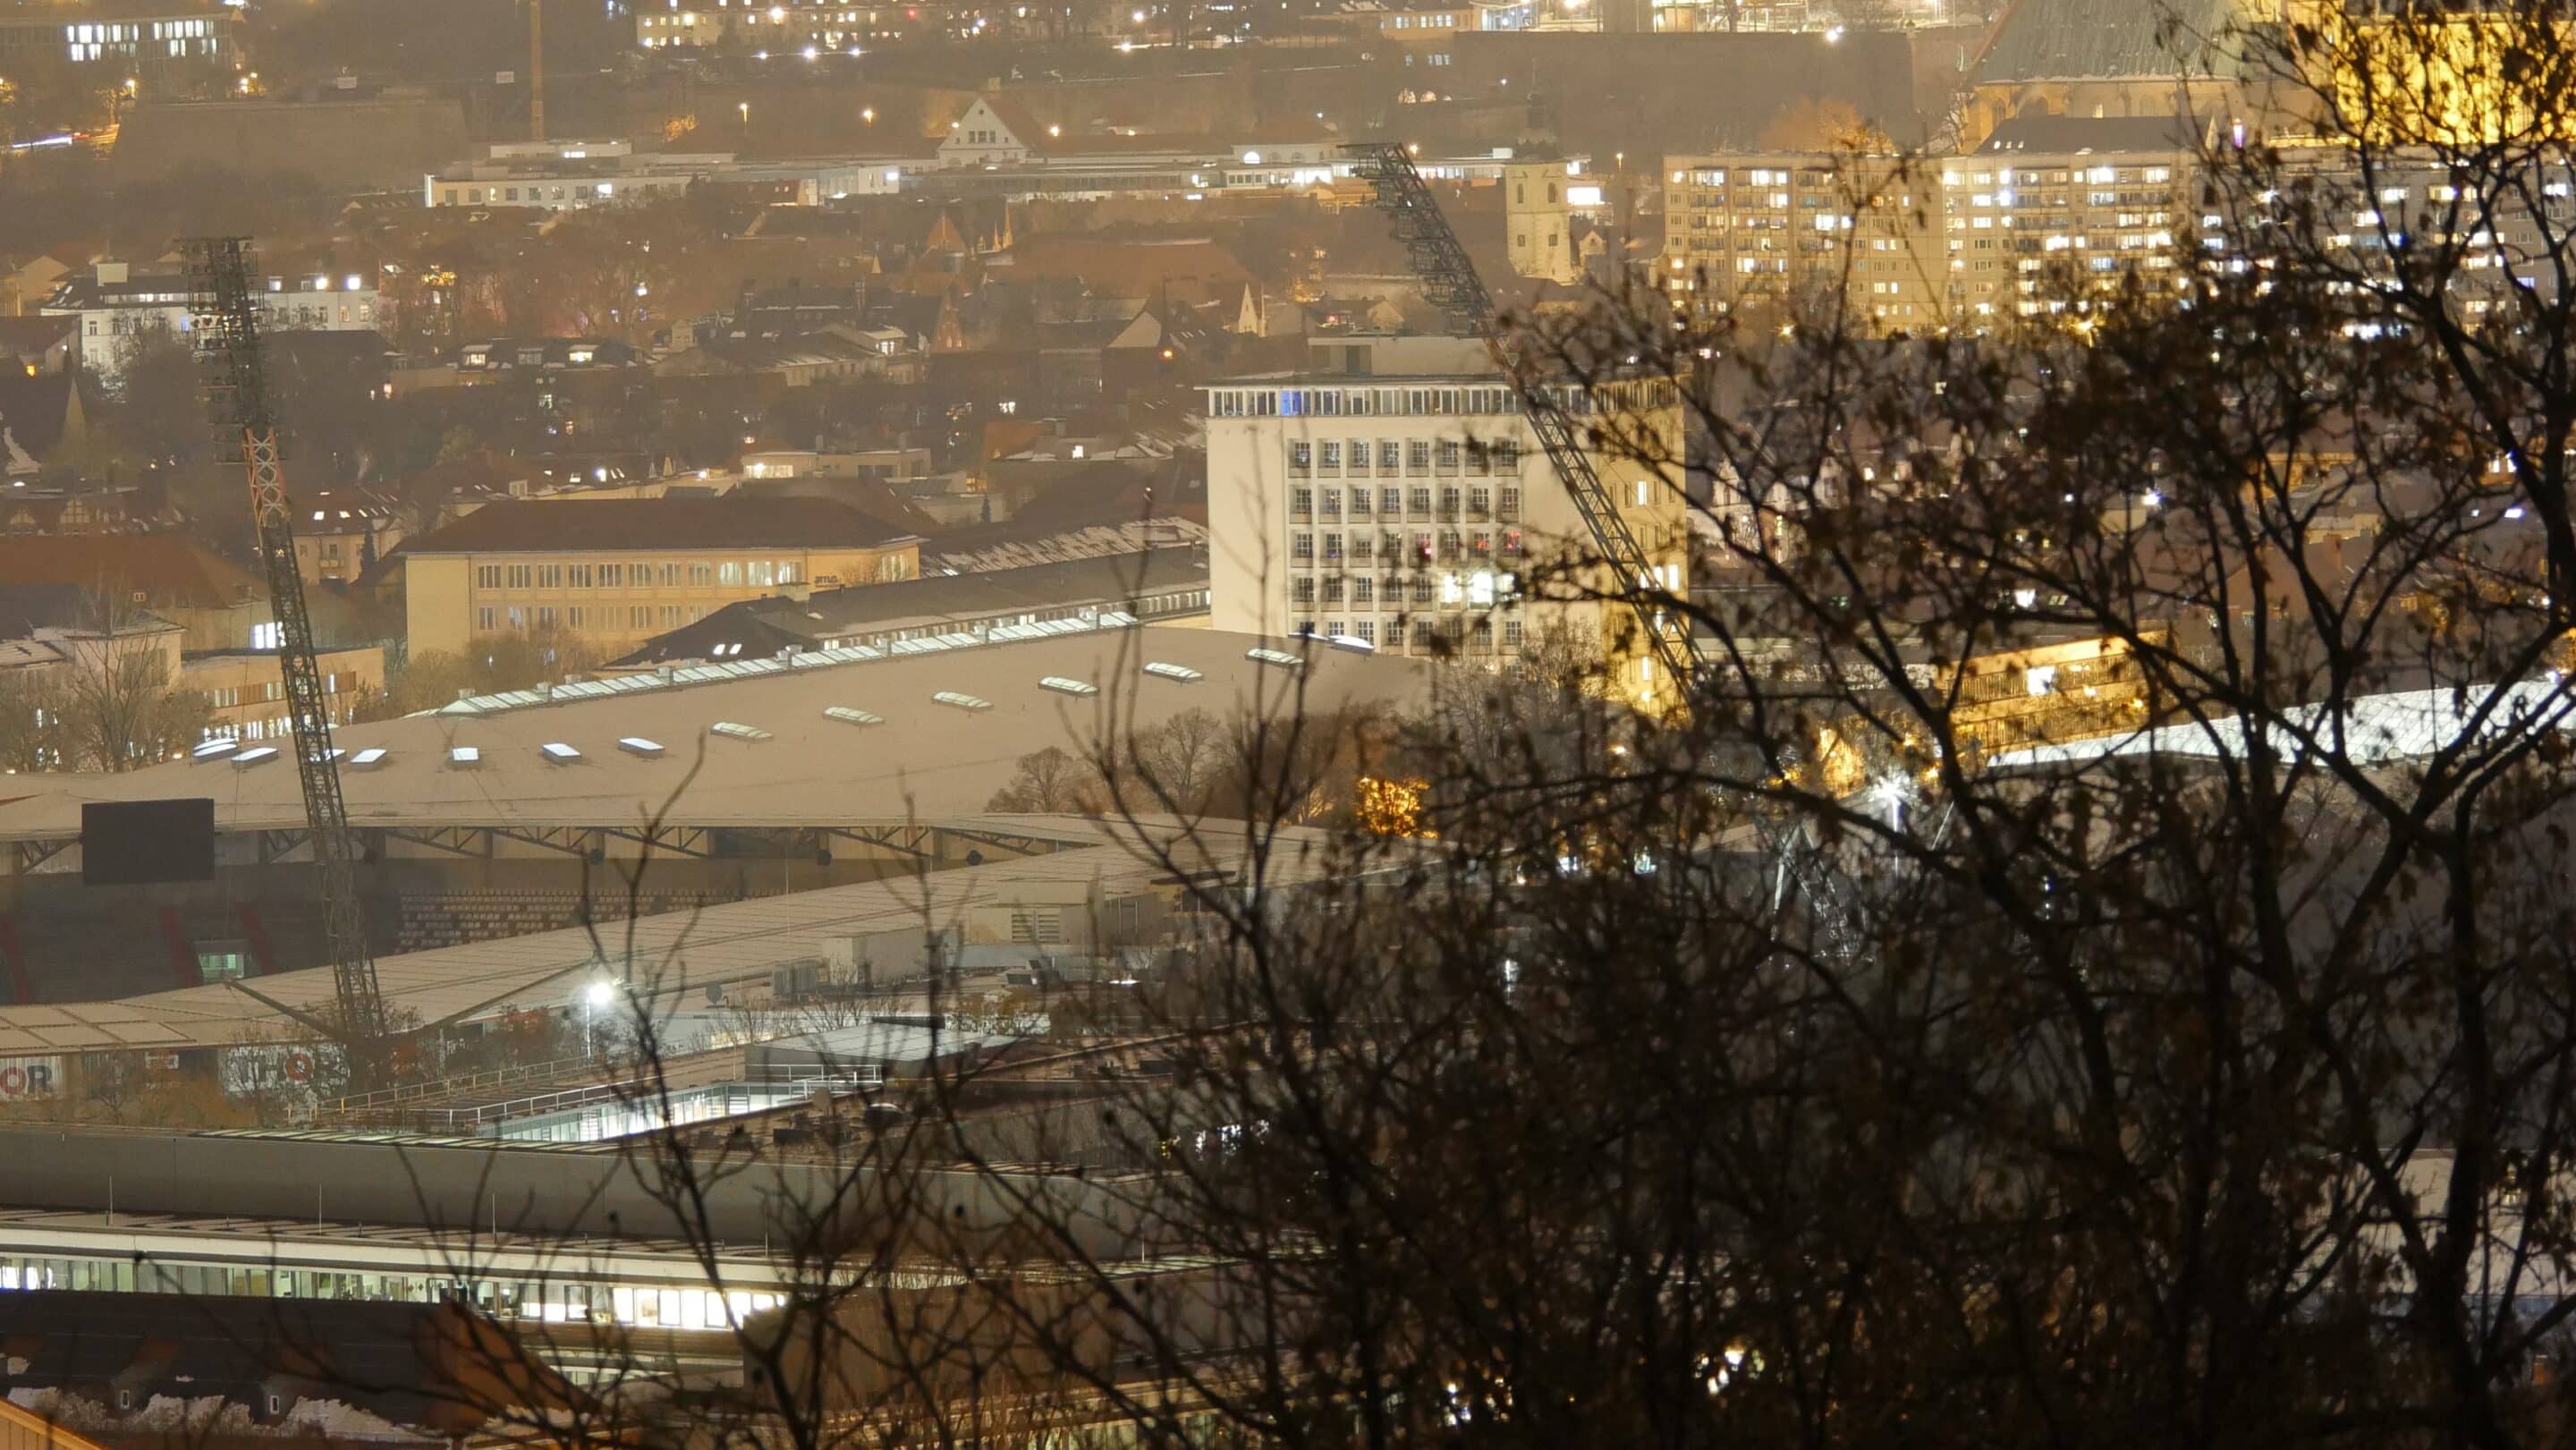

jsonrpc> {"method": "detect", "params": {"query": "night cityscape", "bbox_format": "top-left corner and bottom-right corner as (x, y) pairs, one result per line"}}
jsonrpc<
(0, 0), (2572, 1446)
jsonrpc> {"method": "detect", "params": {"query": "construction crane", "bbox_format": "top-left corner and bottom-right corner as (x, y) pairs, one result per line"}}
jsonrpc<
(182, 238), (389, 1073)
(1341, 142), (1700, 698)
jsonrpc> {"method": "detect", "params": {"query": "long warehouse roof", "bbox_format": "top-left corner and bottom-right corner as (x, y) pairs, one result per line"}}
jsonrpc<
(0, 816), (1342, 1056)
(0, 626), (1431, 843)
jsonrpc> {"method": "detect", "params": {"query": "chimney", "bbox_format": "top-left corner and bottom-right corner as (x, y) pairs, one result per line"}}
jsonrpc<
(534, 682), (553, 700)
(94, 260), (128, 285)
(782, 581), (812, 603)
(656, 664), (675, 684)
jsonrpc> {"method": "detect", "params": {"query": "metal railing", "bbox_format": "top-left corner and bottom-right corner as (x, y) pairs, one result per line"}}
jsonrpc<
(316, 1053), (606, 1116)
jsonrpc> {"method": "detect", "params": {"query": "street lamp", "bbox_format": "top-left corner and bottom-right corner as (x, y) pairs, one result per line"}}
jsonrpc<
(583, 978), (619, 1056)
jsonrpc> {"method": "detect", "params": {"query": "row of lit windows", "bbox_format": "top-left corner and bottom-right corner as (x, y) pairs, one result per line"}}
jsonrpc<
(479, 603), (713, 632)
(1291, 483), (1524, 517)
(1289, 617), (1524, 650)
(474, 560), (804, 590)
(1289, 529), (1527, 564)
(1288, 438), (1523, 475)
(1209, 385), (1583, 419)
(0, 1256), (783, 1331)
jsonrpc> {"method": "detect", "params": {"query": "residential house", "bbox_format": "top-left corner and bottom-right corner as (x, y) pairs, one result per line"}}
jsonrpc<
(0, 315), (79, 376)
(0, 535), (273, 651)
(292, 485), (405, 584)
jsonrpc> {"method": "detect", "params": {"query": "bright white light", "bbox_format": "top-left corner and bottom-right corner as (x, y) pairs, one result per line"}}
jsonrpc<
(1867, 773), (1913, 827)
(586, 980), (618, 1008)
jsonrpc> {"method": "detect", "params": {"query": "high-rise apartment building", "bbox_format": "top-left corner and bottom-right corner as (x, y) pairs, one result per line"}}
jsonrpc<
(1942, 114), (2196, 321)
(1205, 335), (1690, 706)
(1658, 152), (1945, 329)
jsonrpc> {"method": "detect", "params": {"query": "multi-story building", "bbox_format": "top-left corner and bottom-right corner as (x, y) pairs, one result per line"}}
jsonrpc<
(182, 645), (386, 744)
(1943, 114), (2195, 322)
(292, 487), (404, 586)
(1204, 334), (1690, 707)
(398, 496), (925, 657)
(0, 8), (233, 72)
(41, 261), (380, 382)
(1662, 114), (2198, 331)
(1660, 152), (1945, 329)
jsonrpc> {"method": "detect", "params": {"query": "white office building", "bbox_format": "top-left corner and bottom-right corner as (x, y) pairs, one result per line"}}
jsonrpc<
(1204, 334), (1689, 706)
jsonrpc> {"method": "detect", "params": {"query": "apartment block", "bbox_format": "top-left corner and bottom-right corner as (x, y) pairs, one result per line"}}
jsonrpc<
(1944, 114), (2195, 322)
(1659, 152), (1945, 329)
(1204, 335), (1690, 707)
(399, 497), (922, 658)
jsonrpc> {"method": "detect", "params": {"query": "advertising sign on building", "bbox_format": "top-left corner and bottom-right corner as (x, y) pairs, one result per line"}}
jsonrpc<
(0, 1056), (62, 1101)
(218, 1043), (349, 1101)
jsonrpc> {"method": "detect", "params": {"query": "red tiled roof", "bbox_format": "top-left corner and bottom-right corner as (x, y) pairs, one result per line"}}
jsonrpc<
(0, 535), (264, 608)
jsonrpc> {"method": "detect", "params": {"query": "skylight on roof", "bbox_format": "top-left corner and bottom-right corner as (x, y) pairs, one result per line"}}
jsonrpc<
(933, 691), (993, 712)
(233, 745), (280, 768)
(1038, 675), (1101, 697)
(191, 738), (241, 762)
(1143, 661), (1204, 683)
(540, 742), (581, 763)
(348, 747), (388, 768)
(710, 721), (773, 741)
(1327, 634), (1377, 654)
(617, 737), (665, 758)
(1247, 648), (1305, 670)
(822, 707), (883, 727)
(448, 745), (482, 767)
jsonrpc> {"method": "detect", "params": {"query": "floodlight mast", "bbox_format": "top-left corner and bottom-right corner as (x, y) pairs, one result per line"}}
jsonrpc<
(182, 237), (389, 1082)
(1340, 141), (1701, 699)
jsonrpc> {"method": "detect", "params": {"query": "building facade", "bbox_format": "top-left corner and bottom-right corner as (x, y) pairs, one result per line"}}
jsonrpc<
(400, 498), (924, 657)
(41, 261), (380, 382)
(1205, 335), (1689, 706)
(1660, 152), (1945, 328)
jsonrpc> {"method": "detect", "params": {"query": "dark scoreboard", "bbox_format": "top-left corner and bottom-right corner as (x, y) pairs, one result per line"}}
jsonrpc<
(81, 799), (216, 886)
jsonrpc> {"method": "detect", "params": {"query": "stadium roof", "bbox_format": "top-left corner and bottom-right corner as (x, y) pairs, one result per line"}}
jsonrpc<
(0, 626), (1432, 844)
(0, 817), (1342, 1056)
(1983, 680), (2576, 772)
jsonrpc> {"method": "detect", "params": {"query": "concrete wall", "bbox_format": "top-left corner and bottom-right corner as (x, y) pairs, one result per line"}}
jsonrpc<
(111, 98), (472, 192)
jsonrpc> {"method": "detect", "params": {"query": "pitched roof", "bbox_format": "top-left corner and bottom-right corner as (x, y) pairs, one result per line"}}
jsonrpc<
(616, 546), (1208, 663)
(1973, 0), (2240, 84)
(1975, 112), (2207, 155)
(402, 496), (923, 555)
(0, 370), (78, 468)
(0, 535), (264, 608)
